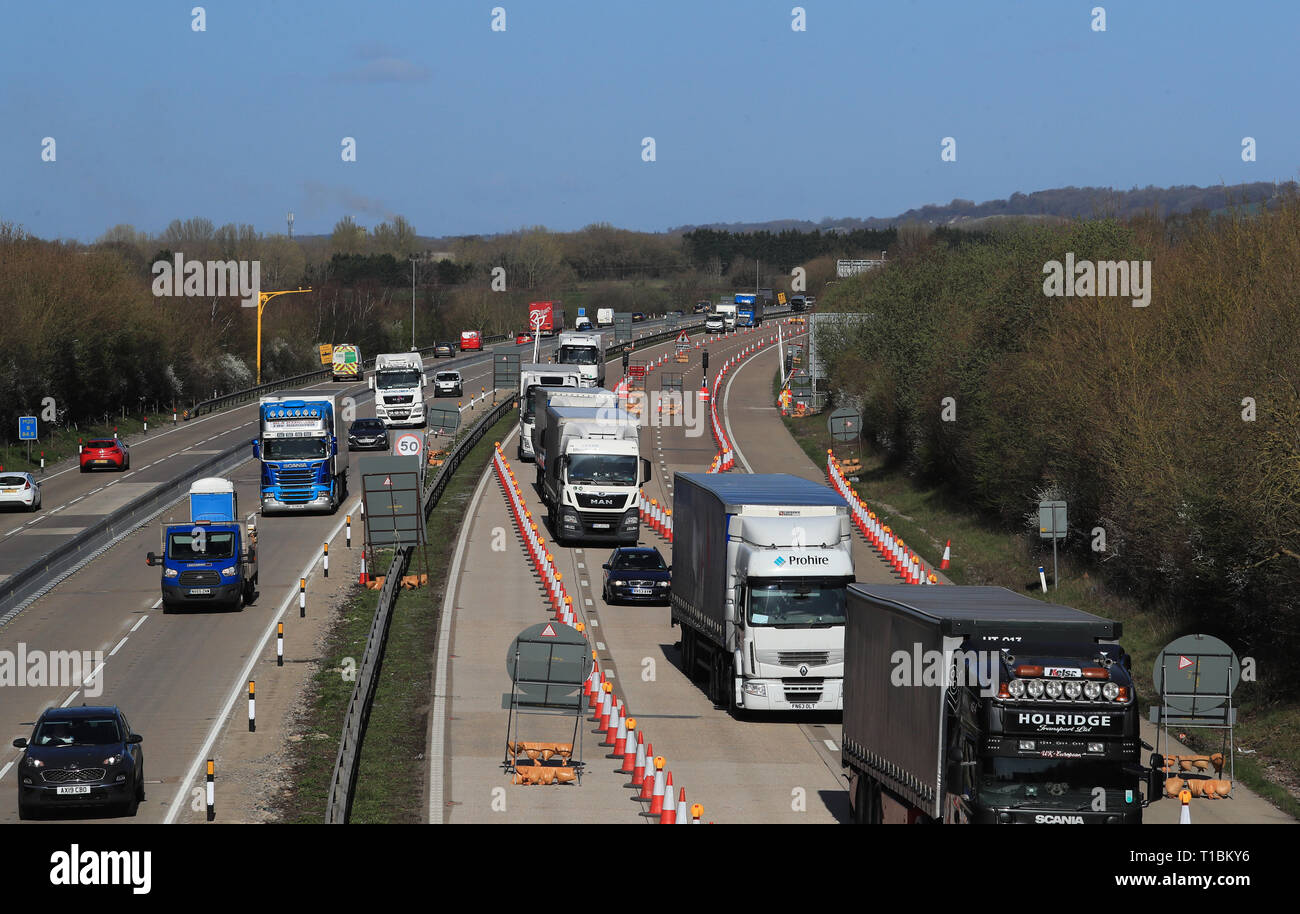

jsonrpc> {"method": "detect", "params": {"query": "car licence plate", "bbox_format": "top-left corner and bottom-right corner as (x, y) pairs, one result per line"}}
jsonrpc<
(630, 588), (652, 595)
(189, 588), (212, 595)
(57, 785), (91, 795)
(1, 488), (17, 494)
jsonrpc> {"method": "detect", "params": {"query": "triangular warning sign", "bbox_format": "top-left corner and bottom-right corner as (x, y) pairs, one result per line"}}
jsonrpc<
(1178, 655), (1194, 670)
(676, 331), (689, 344)
(383, 476), (392, 486)
(540, 623), (558, 637)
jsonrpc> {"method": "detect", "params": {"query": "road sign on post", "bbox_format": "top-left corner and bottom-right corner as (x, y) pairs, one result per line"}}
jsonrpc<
(393, 433), (423, 459)
(18, 417), (37, 441)
(1038, 500), (1067, 590)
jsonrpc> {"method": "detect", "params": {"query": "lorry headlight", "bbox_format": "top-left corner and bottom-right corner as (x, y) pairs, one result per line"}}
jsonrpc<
(561, 510), (579, 528)
(1087, 742), (1104, 753)
(1007, 679), (1026, 698)
(743, 682), (767, 698)
(1026, 679), (1045, 699)
(1044, 680), (1063, 699)
(1084, 682), (1102, 700)
(1102, 682), (1120, 701)
(621, 511), (638, 528)
(220, 566), (238, 577)
(1064, 681), (1082, 699)
(164, 568), (178, 578)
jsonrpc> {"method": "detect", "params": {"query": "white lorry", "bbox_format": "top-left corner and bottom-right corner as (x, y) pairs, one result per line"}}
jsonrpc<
(714, 302), (738, 331)
(369, 352), (427, 428)
(516, 364), (583, 461)
(554, 331), (606, 388)
(536, 404), (650, 545)
(670, 473), (855, 715)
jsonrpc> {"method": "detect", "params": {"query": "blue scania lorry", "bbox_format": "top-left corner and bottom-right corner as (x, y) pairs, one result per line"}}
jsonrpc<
(253, 392), (350, 513)
(147, 477), (258, 613)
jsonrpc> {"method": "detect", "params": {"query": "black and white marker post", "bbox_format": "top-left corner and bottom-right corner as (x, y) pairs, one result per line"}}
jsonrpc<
(277, 622), (284, 667)
(323, 542), (329, 578)
(206, 759), (215, 821)
(346, 514), (352, 548)
(299, 577), (306, 618)
(247, 680), (255, 732)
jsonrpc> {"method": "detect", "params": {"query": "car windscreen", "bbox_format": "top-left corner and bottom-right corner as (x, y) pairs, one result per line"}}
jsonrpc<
(612, 552), (666, 571)
(168, 530), (237, 560)
(566, 454), (638, 486)
(351, 421), (383, 432)
(263, 437), (328, 460)
(376, 369), (422, 389)
(34, 717), (123, 747)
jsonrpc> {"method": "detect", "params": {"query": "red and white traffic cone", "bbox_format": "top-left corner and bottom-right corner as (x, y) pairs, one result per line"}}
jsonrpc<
(630, 732), (647, 787)
(608, 708), (627, 754)
(604, 701), (624, 747)
(639, 746), (657, 799)
(620, 721), (638, 773)
(674, 788), (688, 825)
(941, 539), (951, 570)
(649, 758), (667, 815)
(660, 773), (677, 823)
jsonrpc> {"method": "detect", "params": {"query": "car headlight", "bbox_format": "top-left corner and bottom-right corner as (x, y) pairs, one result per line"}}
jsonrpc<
(610, 579), (627, 587)
(220, 566), (237, 577)
(164, 568), (178, 578)
(102, 753), (123, 766)
(25, 757), (43, 768)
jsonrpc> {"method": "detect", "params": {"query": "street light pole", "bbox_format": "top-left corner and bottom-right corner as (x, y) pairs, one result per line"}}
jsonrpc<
(410, 257), (418, 350)
(256, 288), (313, 384)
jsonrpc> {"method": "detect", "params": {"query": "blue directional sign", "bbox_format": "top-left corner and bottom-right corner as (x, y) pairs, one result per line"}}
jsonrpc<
(18, 417), (37, 441)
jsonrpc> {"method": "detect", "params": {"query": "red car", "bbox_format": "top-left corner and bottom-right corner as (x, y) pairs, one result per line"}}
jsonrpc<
(80, 437), (130, 472)
(515, 332), (533, 345)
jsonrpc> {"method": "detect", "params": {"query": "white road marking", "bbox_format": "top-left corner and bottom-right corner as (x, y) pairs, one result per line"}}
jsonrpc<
(61, 691), (80, 707)
(0, 761), (13, 782)
(580, 580), (588, 587)
(577, 562), (585, 570)
(824, 739), (838, 751)
(132, 614), (150, 631)
(109, 637), (129, 656)
(588, 618), (598, 626)
(606, 670), (616, 680)
(82, 661), (105, 686)
(596, 642), (606, 651)
(585, 598), (593, 606)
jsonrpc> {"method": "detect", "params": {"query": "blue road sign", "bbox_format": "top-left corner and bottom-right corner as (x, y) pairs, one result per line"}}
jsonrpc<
(18, 417), (37, 441)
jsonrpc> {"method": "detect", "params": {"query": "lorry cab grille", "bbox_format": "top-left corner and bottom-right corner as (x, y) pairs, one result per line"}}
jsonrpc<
(179, 570), (221, 586)
(384, 395), (414, 405)
(275, 467), (317, 503)
(576, 493), (626, 510)
(782, 678), (825, 702)
(778, 651), (832, 667)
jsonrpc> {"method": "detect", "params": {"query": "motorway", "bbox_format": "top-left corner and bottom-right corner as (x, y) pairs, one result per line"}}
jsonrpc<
(0, 314), (1285, 825)
(436, 320), (907, 823)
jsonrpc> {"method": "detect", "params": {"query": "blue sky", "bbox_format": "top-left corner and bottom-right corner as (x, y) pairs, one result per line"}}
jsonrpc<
(0, 0), (1294, 241)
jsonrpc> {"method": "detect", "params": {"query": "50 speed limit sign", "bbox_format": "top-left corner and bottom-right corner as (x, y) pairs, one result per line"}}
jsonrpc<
(394, 433), (423, 458)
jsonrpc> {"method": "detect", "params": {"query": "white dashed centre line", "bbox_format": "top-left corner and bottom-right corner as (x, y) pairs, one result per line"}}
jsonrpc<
(824, 739), (838, 752)
(60, 691), (80, 707)
(596, 642), (606, 651)
(131, 615), (149, 632)
(109, 637), (129, 657)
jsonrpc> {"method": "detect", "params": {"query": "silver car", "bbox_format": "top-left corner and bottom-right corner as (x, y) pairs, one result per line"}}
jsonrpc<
(705, 315), (725, 334)
(0, 472), (41, 512)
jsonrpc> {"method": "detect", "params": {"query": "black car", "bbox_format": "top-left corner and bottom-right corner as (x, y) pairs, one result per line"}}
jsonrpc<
(631, 311), (646, 322)
(13, 706), (144, 819)
(347, 417), (389, 450)
(434, 341), (455, 358)
(602, 546), (671, 605)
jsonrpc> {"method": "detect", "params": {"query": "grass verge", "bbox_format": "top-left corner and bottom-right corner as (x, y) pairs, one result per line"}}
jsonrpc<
(772, 367), (1299, 820)
(275, 410), (516, 823)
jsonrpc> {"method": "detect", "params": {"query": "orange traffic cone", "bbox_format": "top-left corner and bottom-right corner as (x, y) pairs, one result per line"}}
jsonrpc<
(660, 772), (677, 823)
(941, 539), (951, 570)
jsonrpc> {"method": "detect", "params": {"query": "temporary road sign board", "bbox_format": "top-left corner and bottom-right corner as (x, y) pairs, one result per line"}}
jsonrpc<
(318, 344), (334, 365)
(18, 417), (37, 441)
(827, 407), (858, 442)
(628, 365), (645, 379)
(359, 455), (425, 547)
(394, 433), (423, 458)
(1154, 634), (1240, 715)
(676, 331), (689, 345)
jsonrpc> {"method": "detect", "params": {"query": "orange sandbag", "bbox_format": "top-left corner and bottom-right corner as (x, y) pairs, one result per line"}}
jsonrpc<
(1165, 777), (1185, 797)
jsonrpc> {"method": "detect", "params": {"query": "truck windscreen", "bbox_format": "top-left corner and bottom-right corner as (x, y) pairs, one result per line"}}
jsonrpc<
(263, 437), (328, 460)
(557, 346), (599, 365)
(168, 531), (236, 560)
(747, 579), (847, 627)
(566, 454), (637, 486)
(377, 370), (422, 389)
(978, 757), (1137, 811)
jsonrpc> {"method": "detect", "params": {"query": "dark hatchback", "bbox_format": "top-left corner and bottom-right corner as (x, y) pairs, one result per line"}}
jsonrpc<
(602, 546), (671, 605)
(13, 706), (144, 819)
(434, 341), (456, 358)
(348, 417), (390, 450)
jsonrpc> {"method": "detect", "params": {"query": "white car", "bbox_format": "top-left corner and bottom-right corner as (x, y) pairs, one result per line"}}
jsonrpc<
(433, 370), (463, 398)
(0, 472), (42, 512)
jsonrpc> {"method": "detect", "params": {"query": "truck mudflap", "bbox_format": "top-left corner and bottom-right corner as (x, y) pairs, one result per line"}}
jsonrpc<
(737, 677), (843, 712)
(162, 580), (242, 611)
